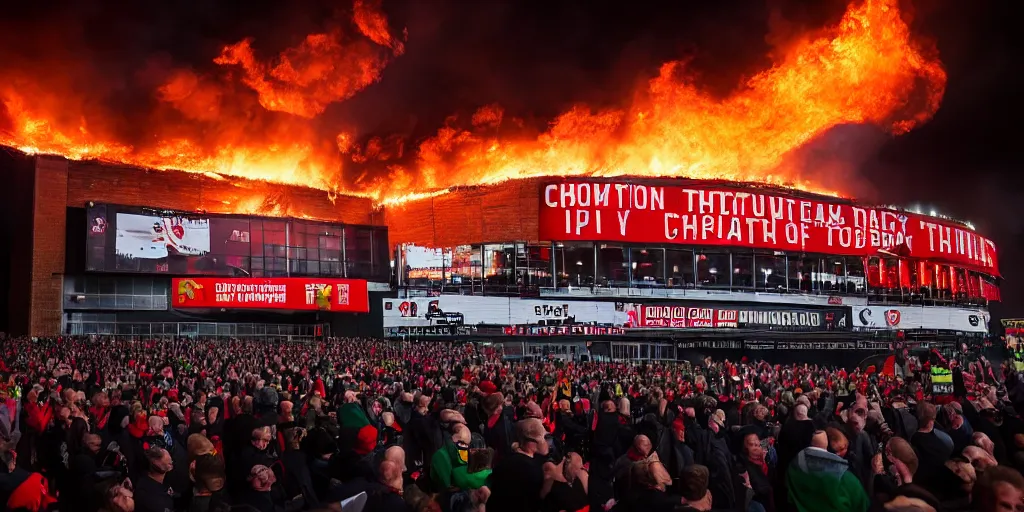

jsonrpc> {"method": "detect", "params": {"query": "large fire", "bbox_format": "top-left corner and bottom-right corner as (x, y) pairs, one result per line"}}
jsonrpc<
(0, 0), (944, 205)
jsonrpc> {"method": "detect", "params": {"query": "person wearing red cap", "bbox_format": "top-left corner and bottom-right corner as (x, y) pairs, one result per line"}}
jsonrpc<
(478, 380), (498, 396)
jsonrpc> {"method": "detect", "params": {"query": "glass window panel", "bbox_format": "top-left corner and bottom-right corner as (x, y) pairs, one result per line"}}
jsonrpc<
(373, 228), (390, 280)
(219, 219), (253, 255)
(665, 249), (695, 288)
(248, 221), (263, 248)
(99, 277), (116, 294)
(518, 244), (552, 288)
(115, 296), (133, 309)
(133, 278), (153, 295)
(732, 251), (754, 289)
(630, 247), (664, 286)
(116, 279), (133, 294)
(696, 251), (729, 287)
(756, 252), (788, 291)
(484, 244), (517, 288)
(264, 230), (286, 246)
(823, 257), (845, 293)
(305, 261), (320, 275)
(555, 243), (595, 288)
(320, 236), (341, 250)
(153, 279), (169, 295)
(596, 245), (627, 287)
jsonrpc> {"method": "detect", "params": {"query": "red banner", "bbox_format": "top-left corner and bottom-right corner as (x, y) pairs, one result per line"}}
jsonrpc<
(538, 181), (999, 276)
(171, 278), (369, 312)
(627, 305), (739, 328)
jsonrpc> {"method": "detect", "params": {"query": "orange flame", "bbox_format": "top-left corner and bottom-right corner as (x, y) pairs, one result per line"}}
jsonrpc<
(0, 0), (944, 207)
(375, 0), (945, 200)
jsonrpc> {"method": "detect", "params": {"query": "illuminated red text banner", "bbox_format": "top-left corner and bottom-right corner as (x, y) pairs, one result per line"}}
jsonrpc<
(172, 278), (369, 312)
(538, 182), (999, 276)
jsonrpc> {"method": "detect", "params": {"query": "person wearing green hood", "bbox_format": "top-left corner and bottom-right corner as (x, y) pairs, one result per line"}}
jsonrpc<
(786, 430), (869, 512)
(430, 424), (491, 491)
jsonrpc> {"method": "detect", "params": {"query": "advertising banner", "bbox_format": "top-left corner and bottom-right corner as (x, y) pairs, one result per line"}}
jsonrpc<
(382, 296), (850, 336)
(621, 303), (849, 331)
(538, 181), (999, 276)
(383, 297), (624, 328)
(852, 305), (989, 333)
(172, 278), (369, 312)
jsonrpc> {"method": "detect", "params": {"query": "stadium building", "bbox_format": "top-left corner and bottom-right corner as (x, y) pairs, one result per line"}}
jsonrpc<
(0, 152), (1001, 362)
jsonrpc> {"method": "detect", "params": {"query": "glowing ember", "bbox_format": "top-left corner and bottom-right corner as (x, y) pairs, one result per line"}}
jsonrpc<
(0, 0), (944, 207)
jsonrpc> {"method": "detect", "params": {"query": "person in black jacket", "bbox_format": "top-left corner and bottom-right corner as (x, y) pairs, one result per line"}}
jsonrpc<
(481, 393), (515, 463)
(364, 459), (413, 512)
(278, 427), (318, 508)
(67, 432), (103, 512)
(741, 431), (775, 512)
(554, 399), (588, 455)
(684, 414), (736, 510)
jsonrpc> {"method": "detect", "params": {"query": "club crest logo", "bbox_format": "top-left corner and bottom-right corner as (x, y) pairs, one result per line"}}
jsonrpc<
(884, 309), (901, 327)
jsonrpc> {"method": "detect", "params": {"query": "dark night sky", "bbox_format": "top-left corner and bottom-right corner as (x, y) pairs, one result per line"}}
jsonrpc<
(1, 0), (1021, 316)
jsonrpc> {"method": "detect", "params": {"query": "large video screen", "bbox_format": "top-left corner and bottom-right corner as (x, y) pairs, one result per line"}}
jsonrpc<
(86, 204), (390, 280)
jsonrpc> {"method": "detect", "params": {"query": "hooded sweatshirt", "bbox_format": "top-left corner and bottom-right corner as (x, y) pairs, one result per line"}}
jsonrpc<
(429, 438), (491, 491)
(786, 447), (869, 512)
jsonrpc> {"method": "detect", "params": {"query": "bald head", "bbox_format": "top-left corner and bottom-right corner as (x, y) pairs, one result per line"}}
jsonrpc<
(633, 435), (652, 456)
(379, 460), (403, 489)
(794, 403), (809, 421)
(525, 402), (543, 419)
(384, 446), (406, 473)
(601, 400), (616, 413)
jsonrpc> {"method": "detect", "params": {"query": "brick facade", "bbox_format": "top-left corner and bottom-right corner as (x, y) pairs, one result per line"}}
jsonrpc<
(30, 156), (69, 336)
(386, 179), (541, 247)
(65, 162), (382, 225)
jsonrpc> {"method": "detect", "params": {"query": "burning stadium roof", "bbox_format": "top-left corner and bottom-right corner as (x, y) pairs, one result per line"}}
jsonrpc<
(1, 0), (944, 206)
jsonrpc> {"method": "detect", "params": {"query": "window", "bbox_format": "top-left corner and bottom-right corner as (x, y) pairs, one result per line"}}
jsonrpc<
(449, 245), (483, 289)
(883, 258), (900, 294)
(484, 243), (518, 289)
(556, 243), (595, 288)
(344, 228), (374, 278)
(696, 251), (729, 288)
(731, 250), (754, 289)
(756, 252), (787, 291)
(372, 228), (390, 281)
(844, 257), (865, 294)
(596, 245), (628, 287)
(814, 256), (844, 293)
(790, 256), (817, 292)
(665, 249), (695, 288)
(520, 244), (552, 288)
(630, 247), (664, 286)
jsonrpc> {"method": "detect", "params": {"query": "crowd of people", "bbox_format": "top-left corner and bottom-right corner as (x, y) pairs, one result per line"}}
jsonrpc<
(0, 335), (1022, 512)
